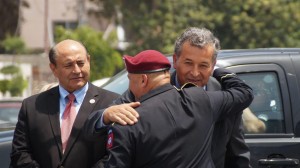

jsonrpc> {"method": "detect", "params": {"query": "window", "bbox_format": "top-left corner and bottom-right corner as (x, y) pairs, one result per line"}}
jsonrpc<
(238, 72), (285, 134)
(0, 100), (21, 132)
(52, 21), (78, 42)
(54, 21), (78, 30)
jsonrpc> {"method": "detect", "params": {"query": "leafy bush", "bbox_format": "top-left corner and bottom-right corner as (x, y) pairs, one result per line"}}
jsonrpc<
(8, 74), (28, 97)
(1, 34), (26, 54)
(0, 80), (10, 94)
(0, 65), (28, 97)
(0, 65), (20, 74)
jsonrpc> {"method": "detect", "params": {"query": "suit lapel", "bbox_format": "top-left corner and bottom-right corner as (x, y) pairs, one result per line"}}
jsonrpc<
(206, 76), (221, 91)
(170, 71), (177, 86)
(63, 84), (100, 156)
(46, 87), (64, 157)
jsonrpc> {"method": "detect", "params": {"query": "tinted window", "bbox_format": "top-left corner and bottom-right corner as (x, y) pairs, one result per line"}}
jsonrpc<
(102, 69), (129, 94)
(239, 72), (285, 134)
(0, 101), (21, 131)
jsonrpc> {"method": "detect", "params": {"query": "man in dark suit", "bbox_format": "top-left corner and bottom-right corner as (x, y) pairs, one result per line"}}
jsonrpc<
(10, 39), (119, 168)
(86, 49), (253, 167)
(172, 27), (251, 168)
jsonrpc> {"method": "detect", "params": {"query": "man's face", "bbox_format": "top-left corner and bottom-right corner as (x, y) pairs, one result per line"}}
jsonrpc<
(173, 42), (216, 87)
(50, 41), (90, 93)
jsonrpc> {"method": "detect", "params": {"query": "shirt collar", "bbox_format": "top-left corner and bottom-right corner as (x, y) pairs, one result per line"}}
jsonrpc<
(175, 74), (206, 90)
(174, 75), (181, 88)
(58, 83), (89, 104)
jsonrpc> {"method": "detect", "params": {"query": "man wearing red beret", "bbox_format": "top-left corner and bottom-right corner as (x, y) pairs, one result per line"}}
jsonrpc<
(85, 49), (253, 167)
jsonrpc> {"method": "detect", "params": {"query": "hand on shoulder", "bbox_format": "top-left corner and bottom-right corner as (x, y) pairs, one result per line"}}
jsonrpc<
(103, 102), (140, 125)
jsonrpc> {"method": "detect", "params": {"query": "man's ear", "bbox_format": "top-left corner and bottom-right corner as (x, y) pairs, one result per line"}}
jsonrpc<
(172, 54), (177, 69)
(141, 74), (148, 87)
(87, 54), (91, 62)
(212, 59), (217, 67)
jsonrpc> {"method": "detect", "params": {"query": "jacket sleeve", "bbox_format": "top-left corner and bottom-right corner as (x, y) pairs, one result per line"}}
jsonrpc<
(207, 72), (251, 168)
(84, 90), (135, 138)
(104, 125), (133, 168)
(84, 108), (108, 138)
(10, 101), (40, 168)
(208, 68), (254, 121)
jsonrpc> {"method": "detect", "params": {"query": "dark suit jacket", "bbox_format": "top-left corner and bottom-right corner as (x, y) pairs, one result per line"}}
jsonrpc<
(171, 72), (251, 168)
(10, 83), (119, 168)
(87, 68), (253, 168)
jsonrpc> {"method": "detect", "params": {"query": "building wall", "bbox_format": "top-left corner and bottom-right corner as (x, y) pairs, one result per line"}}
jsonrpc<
(20, 0), (106, 51)
(21, 0), (78, 50)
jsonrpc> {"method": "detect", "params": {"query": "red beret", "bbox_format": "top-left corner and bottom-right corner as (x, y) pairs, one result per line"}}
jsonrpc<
(123, 50), (171, 74)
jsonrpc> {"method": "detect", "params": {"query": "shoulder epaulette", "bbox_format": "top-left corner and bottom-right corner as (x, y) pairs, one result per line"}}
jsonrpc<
(173, 82), (198, 91)
(220, 73), (237, 82)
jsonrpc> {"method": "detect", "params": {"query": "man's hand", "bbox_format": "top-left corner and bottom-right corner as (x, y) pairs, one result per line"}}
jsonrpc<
(103, 102), (141, 125)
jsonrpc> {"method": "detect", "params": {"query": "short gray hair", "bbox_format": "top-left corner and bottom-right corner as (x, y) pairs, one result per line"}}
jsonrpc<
(174, 27), (220, 61)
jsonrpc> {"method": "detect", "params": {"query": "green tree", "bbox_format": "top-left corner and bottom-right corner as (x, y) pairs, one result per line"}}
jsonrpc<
(198, 0), (300, 49)
(8, 74), (28, 97)
(0, 65), (20, 74)
(54, 26), (123, 81)
(1, 34), (27, 54)
(91, 0), (178, 55)
(0, 0), (29, 53)
(91, 0), (300, 52)
(0, 80), (10, 95)
(0, 65), (28, 97)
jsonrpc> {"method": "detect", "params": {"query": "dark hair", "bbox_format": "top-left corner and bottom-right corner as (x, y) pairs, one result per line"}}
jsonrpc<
(174, 27), (221, 61)
(49, 46), (57, 65)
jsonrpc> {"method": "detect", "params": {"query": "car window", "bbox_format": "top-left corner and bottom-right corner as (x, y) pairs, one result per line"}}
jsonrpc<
(238, 72), (285, 134)
(0, 102), (21, 132)
(102, 69), (129, 95)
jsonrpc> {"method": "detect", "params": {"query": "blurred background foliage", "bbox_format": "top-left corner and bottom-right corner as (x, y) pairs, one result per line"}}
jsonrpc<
(1, 0), (300, 55)
(0, 65), (28, 97)
(91, 0), (300, 55)
(1, 35), (26, 54)
(0, 0), (300, 81)
(0, 0), (29, 53)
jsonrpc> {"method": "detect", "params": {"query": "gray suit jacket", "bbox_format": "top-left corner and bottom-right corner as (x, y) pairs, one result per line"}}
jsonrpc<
(171, 72), (251, 168)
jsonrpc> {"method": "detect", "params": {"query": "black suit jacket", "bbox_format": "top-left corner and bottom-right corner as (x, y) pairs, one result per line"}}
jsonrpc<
(87, 68), (253, 168)
(171, 72), (251, 168)
(10, 83), (119, 168)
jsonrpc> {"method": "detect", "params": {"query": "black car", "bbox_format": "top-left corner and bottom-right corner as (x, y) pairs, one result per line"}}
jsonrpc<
(101, 48), (300, 168)
(0, 98), (22, 167)
(0, 99), (22, 131)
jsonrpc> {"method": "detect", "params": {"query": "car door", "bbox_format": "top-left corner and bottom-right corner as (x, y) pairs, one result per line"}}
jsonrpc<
(226, 63), (300, 168)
